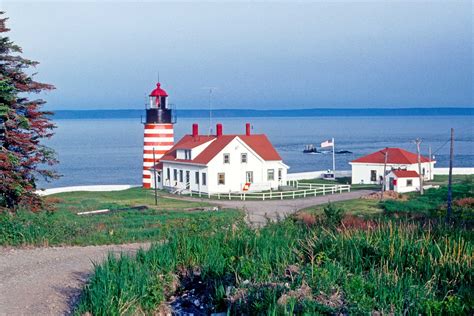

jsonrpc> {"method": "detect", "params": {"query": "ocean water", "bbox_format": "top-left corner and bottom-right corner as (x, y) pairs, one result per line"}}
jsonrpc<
(39, 116), (473, 188)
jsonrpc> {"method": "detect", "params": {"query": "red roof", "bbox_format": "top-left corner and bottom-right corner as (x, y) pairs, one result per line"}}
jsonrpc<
(351, 148), (430, 164)
(392, 170), (419, 178)
(159, 134), (282, 165)
(149, 83), (168, 97)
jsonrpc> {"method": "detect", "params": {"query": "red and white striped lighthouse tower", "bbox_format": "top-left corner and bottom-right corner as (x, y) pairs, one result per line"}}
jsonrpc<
(142, 83), (175, 188)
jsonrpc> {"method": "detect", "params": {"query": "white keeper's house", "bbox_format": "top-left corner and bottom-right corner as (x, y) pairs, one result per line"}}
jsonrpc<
(151, 123), (289, 194)
(349, 147), (435, 185)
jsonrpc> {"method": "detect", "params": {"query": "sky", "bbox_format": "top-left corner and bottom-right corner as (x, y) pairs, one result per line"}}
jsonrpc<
(2, 0), (473, 110)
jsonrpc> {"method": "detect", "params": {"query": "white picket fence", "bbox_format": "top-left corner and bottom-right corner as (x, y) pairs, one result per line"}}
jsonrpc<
(188, 182), (351, 201)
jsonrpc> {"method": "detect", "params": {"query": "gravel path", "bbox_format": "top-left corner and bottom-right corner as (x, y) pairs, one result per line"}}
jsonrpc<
(0, 243), (150, 316)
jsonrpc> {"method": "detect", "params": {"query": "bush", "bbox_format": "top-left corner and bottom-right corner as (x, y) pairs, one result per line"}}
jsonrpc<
(323, 203), (344, 228)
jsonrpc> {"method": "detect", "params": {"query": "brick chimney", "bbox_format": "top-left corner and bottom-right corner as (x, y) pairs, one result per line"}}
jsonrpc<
(192, 123), (198, 138)
(245, 123), (251, 136)
(216, 123), (223, 137)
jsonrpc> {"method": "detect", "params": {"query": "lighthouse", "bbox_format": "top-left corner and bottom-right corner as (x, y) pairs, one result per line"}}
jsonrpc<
(142, 83), (175, 188)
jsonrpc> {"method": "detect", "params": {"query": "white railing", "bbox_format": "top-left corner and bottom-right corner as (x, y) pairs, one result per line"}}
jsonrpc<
(187, 182), (351, 201)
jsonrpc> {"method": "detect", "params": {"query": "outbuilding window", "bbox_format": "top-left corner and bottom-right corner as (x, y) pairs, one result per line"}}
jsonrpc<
(218, 173), (225, 185)
(407, 179), (413, 186)
(223, 153), (230, 164)
(267, 169), (275, 181)
(241, 153), (247, 163)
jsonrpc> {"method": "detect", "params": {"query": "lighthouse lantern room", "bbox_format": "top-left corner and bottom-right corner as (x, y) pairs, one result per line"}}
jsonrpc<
(142, 83), (175, 188)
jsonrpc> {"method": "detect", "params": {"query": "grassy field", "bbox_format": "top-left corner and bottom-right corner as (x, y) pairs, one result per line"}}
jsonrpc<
(76, 217), (473, 315)
(75, 180), (473, 315)
(0, 188), (242, 247)
(298, 177), (380, 190)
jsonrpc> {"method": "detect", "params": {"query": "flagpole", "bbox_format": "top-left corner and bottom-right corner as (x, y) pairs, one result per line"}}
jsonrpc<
(332, 137), (336, 178)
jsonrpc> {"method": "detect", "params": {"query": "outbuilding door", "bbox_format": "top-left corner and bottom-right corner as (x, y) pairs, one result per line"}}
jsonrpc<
(389, 177), (395, 191)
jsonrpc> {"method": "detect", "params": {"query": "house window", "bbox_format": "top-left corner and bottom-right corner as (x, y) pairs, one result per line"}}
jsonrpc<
(195, 171), (199, 184)
(267, 169), (275, 181)
(407, 179), (413, 186)
(202, 173), (207, 186)
(173, 169), (177, 181)
(278, 168), (282, 181)
(218, 173), (225, 185)
(370, 170), (377, 182)
(241, 153), (247, 163)
(422, 168), (425, 176)
(246, 171), (253, 183)
(223, 153), (230, 164)
(179, 170), (183, 182)
(185, 150), (191, 160)
(167, 168), (170, 181)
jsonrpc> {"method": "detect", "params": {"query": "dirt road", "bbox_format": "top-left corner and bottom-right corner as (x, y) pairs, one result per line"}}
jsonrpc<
(0, 243), (150, 316)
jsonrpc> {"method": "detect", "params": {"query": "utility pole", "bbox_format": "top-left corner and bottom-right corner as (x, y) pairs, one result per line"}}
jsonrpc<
(152, 148), (158, 206)
(381, 147), (388, 199)
(447, 128), (454, 223)
(429, 145), (432, 181)
(332, 137), (336, 179)
(414, 138), (424, 195)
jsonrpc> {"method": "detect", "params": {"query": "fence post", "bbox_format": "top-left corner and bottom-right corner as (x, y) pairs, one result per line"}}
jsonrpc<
(314, 190), (317, 196)
(229, 192), (231, 200)
(218, 193), (220, 199)
(304, 190), (306, 198)
(281, 192), (283, 200)
(263, 193), (265, 201)
(293, 191), (295, 199)
(244, 193), (246, 201)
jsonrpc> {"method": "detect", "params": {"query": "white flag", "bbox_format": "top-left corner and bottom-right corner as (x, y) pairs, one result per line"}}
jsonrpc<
(321, 139), (333, 148)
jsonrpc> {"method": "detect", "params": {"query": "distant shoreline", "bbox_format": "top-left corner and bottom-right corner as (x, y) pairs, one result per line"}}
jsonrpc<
(50, 107), (473, 119)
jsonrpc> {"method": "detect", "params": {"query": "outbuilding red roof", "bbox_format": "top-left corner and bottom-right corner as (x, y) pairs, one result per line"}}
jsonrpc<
(392, 170), (419, 178)
(351, 148), (430, 164)
(159, 134), (282, 165)
(149, 83), (168, 97)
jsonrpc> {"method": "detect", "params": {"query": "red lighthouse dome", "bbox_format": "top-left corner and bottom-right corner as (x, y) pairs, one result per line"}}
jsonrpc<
(150, 83), (168, 97)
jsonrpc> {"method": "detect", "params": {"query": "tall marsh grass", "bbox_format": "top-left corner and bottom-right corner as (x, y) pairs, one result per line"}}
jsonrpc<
(76, 219), (473, 315)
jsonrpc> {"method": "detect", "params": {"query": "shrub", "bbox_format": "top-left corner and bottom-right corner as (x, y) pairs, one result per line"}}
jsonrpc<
(323, 203), (344, 228)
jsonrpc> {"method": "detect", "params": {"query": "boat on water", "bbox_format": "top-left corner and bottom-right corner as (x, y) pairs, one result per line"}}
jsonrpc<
(303, 145), (352, 155)
(303, 144), (319, 154)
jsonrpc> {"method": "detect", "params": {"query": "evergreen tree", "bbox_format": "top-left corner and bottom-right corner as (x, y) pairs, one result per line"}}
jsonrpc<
(0, 13), (58, 210)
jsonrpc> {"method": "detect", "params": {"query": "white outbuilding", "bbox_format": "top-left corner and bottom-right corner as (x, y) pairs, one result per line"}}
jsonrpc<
(150, 123), (289, 194)
(349, 147), (435, 185)
(385, 170), (421, 193)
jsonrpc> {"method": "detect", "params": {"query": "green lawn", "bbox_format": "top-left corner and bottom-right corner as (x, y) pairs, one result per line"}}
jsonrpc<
(297, 176), (380, 190)
(428, 174), (473, 185)
(301, 198), (383, 216)
(0, 188), (242, 247)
